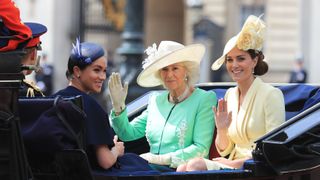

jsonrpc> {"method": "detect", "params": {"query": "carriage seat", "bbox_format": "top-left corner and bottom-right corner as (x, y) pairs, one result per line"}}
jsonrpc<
(18, 96), (89, 179)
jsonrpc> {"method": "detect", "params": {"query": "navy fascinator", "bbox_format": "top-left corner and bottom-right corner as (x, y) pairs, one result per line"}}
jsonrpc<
(67, 39), (105, 75)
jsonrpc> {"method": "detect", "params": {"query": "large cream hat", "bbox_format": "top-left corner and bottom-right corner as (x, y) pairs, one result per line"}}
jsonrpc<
(137, 41), (205, 87)
(211, 15), (266, 70)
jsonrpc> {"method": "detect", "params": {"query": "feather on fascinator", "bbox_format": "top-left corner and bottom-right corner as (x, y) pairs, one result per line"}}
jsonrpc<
(71, 38), (92, 64)
(67, 38), (105, 74)
(211, 15), (266, 70)
(236, 14), (266, 51)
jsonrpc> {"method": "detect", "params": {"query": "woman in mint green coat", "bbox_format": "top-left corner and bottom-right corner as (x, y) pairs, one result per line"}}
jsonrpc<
(108, 41), (217, 170)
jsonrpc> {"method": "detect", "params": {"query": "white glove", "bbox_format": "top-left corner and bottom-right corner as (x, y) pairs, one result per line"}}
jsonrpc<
(108, 72), (128, 114)
(140, 152), (171, 165)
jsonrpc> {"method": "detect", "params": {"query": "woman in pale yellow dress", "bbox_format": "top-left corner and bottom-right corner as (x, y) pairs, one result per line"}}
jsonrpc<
(177, 15), (286, 171)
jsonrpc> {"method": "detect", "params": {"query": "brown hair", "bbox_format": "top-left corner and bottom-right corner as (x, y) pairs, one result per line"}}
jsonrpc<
(247, 49), (268, 76)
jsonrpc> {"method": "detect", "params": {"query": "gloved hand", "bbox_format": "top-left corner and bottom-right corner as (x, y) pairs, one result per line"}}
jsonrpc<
(108, 72), (128, 114)
(140, 152), (171, 165)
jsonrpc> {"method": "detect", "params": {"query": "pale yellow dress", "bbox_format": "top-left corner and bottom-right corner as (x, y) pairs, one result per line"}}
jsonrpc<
(205, 77), (285, 170)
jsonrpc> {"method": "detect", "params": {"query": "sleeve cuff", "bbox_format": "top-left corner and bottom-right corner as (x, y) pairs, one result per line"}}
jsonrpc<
(216, 140), (234, 157)
(110, 107), (127, 118)
(109, 108), (128, 128)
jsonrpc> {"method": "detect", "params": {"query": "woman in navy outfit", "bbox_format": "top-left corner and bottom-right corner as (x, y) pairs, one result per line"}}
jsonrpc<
(54, 39), (151, 172)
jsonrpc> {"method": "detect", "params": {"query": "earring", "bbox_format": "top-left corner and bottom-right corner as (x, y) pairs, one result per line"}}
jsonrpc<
(184, 75), (188, 81)
(252, 68), (255, 74)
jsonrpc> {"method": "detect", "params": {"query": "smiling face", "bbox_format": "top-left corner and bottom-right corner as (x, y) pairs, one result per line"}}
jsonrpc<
(225, 47), (257, 84)
(74, 56), (107, 93)
(159, 62), (187, 93)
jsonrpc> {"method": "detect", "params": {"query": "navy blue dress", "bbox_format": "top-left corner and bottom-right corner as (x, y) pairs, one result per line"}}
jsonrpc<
(54, 86), (114, 168)
(54, 86), (153, 174)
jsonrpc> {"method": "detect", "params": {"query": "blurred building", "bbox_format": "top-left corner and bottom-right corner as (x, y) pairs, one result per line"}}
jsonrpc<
(201, 0), (301, 83)
(15, 0), (80, 93)
(16, 0), (320, 102)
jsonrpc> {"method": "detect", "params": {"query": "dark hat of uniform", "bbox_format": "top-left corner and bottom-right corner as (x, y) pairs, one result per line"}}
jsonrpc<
(0, 22), (47, 51)
(0, 0), (47, 51)
(23, 22), (47, 49)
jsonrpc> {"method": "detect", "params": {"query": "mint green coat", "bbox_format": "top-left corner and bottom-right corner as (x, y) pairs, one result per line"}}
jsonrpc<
(110, 88), (217, 168)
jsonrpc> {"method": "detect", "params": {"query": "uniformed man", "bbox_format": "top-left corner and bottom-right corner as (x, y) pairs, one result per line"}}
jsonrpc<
(0, 0), (47, 96)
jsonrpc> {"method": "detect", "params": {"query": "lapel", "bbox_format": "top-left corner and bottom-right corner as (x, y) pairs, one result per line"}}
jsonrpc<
(233, 77), (261, 143)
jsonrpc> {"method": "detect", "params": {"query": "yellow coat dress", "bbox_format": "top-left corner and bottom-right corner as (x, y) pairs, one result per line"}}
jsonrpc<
(206, 77), (285, 170)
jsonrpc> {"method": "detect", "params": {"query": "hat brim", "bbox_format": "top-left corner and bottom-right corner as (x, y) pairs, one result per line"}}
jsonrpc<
(25, 22), (47, 37)
(137, 44), (205, 87)
(24, 22), (47, 48)
(211, 35), (238, 70)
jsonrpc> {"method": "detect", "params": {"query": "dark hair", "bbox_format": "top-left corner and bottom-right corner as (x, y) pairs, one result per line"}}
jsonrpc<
(66, 40), (105, 79)
(247, 49), (268, 76)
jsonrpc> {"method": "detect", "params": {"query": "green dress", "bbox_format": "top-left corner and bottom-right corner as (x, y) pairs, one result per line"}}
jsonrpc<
(110, 88), (217, 168)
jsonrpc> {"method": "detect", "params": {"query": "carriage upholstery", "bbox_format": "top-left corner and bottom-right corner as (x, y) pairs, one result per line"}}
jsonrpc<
(210, 84), (319, 121)
(18, 95), (91, 180)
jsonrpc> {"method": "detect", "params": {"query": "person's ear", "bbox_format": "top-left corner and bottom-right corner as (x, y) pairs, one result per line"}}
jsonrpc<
(253, 57), (258, 68)
(73, 66), (81, 78)
(30, 48), (37, 61)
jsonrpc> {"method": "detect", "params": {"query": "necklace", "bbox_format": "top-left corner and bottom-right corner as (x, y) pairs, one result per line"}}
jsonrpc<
(169, 86), (191, 104)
